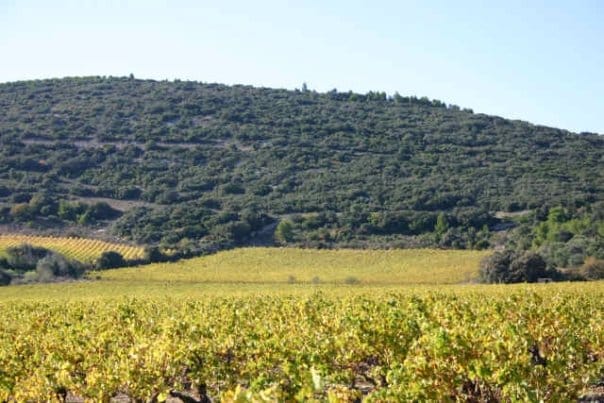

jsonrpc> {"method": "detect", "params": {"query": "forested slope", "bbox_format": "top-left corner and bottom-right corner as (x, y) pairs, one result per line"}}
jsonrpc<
(0, 76), (602, 255)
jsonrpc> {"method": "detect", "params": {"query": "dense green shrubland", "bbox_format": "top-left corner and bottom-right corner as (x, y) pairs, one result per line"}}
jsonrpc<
(0, 77), (601, 258)
(479, 204), (604, 282)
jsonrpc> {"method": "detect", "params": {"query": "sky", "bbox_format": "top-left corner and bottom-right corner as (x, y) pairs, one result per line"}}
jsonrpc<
(1, 0), (602, 134)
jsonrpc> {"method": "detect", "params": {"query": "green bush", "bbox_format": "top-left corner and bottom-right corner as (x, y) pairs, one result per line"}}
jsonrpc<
(36, 254), (85, 278)
(5, 244), (51, 272)
(579, 257), (604, 280)
(143, 246), (166, 263)
(1, 245), (86, 285)
(0, 269), (10, 286)
(95, 251), (126, 270)
(479, 250), (555, 283)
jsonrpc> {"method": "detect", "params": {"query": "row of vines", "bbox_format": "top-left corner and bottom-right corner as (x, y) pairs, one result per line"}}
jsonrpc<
(0, 286), (602, 401)
(0, 235), (144, 262)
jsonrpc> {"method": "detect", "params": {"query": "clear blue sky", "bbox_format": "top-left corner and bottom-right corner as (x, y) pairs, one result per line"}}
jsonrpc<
(1, 0), (602, 134)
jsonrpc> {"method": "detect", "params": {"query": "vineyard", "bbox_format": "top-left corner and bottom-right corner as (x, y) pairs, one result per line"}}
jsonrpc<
(97, 247), (490, 285)
(0, 245), (602, 401)
(0, 284), (602, 401)
(0, 234), (145, 262)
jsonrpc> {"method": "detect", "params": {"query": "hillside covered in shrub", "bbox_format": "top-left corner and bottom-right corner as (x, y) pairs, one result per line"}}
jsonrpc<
(0, 77), (602, 262)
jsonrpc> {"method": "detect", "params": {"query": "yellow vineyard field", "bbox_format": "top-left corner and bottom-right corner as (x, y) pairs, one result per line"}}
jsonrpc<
(0, 283), (602, 401)
(0, 234), (145, 262)
(0, 244), (602, 401)
(98, 247), (490, 285)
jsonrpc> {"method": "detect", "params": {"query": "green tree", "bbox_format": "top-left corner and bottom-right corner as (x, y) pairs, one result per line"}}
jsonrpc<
(275, 220), (294, 244)
(509, 251), (548, 282)
(480, 250), (554, 283)
(434, 212), (449, 242)
(143, 246), (166, 263)
(95, 251), (126, 270)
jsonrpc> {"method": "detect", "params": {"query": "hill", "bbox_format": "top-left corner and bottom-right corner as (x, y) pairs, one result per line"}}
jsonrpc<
(0, 76), (602, 256)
